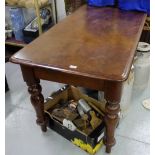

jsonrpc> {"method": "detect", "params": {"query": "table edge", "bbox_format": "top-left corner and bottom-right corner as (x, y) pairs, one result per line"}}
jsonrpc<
(10, 56), (129, 82)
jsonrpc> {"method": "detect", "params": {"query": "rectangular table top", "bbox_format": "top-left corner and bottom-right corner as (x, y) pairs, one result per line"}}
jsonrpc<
(11, 5), (146, 82)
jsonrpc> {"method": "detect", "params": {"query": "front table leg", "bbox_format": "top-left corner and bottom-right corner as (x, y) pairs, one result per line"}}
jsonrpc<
(27, 82), (47, 132)
(104, 81), (122, 153)
(21, 66), (47, 132)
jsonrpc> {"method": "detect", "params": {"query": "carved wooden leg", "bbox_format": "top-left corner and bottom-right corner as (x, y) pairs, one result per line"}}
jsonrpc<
(21, 65), (47, 132)
(27, 82), (47, 132)
(104, 81), (122, 153)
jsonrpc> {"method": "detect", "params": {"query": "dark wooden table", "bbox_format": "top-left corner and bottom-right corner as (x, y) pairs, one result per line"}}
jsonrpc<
(10, 5), (146, 153)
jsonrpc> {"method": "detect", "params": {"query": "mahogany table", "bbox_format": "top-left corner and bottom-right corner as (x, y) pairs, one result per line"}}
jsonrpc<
(10, 5), (146, 153)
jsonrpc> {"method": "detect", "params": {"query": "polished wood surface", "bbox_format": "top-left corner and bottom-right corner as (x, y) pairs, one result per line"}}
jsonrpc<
(10, 5), (146, 81)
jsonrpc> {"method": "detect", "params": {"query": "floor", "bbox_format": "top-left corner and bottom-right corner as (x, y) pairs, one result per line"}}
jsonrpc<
(5, 62), (150, 155)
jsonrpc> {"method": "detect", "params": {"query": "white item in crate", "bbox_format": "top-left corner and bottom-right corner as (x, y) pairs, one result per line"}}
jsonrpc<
(78, 99), (92, 113)
(63, 119), (77, 131)
(133, 42), (150, 90)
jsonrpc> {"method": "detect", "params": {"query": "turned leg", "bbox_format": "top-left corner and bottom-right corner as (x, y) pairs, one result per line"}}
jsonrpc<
(27, 82), (47, 132)
(21, 65), (47, 132)
(103, 81), (122, 153)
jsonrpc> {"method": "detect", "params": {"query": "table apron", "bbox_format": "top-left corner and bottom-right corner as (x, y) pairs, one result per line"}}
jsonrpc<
(34, 67), (105, 91)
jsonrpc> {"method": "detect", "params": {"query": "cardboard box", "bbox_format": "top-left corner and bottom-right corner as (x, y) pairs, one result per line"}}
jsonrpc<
(44, 85), (106, 154)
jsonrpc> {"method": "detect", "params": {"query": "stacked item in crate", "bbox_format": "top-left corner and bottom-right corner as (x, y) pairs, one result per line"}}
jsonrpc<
(44, 85), (106, 155)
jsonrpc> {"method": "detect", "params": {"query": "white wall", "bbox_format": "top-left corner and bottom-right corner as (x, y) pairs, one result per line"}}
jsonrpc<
(55, 0), (66, 21)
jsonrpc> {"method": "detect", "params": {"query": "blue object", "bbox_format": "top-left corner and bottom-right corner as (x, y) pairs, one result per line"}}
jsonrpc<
(118, 0), (150, 15)
(13, 29), (24, 41)
(9, 8), (25, 41)
(40, 8), (50, 19)
(88, 0), (115, 7)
